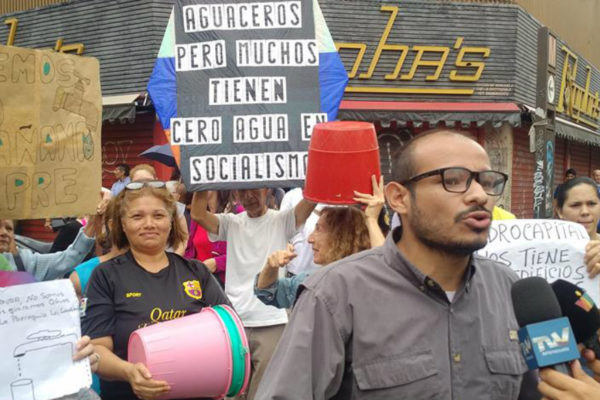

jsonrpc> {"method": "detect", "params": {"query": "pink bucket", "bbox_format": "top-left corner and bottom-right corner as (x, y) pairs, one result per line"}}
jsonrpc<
(128, 307), (249, 399)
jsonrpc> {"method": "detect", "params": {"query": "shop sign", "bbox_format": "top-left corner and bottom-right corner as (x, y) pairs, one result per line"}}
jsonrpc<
(335, 5), (490, 96)
(556, 45), (600, 129)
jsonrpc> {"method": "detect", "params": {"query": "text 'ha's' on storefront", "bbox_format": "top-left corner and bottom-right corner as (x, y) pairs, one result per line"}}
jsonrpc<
(321, 0), (600, 218)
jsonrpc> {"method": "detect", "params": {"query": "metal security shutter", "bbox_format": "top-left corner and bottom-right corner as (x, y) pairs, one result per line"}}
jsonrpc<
(376, 126), (413, 184)
(553, 137), (567, 186)
(101, 113), (156, 188)
(511, 127), (535, 218)
(570, 141), (592, 178)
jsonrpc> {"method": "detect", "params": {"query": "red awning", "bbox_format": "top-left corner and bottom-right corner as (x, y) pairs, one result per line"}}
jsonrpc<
(337, 100), (523, 128)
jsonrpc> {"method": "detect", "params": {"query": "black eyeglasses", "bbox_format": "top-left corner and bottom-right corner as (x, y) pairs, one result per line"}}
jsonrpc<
(125, 180), (166, 190)
(401, 167), (508, 196)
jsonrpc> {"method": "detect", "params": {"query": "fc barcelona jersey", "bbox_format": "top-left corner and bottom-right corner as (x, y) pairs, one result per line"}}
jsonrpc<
(82, 251), (231, 400)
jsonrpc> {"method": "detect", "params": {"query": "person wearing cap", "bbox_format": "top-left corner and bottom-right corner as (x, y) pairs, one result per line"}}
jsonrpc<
(255, 129), (538, 399)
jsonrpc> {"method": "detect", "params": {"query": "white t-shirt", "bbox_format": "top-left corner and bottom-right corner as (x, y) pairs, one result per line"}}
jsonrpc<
(210, 208), (297, 327)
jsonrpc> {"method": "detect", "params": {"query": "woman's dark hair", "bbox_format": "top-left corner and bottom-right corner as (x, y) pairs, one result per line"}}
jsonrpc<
(97, 197), (118, 253)
(317, 206), (371, 263)
(556, 177), (599, 209)
(217, 190), (233, 213)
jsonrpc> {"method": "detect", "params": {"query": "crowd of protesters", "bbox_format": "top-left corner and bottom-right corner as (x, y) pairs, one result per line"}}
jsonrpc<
(3, 131), (600, 399)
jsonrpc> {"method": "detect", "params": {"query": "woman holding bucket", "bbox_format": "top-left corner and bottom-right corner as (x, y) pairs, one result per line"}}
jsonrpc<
(82, 181), (231, 400)
(255, 206), (371, 309)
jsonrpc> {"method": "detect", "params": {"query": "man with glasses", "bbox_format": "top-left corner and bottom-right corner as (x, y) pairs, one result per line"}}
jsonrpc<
(256, 129), (538, 399)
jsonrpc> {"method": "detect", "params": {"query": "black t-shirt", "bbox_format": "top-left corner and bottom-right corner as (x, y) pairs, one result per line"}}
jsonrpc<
(82, 251), (231, 400)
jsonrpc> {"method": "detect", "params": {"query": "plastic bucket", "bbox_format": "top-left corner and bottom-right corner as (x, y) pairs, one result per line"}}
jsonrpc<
(128, 307), (249, 399)
(212, 305), (251, 396)
(304, 121), (381, 204)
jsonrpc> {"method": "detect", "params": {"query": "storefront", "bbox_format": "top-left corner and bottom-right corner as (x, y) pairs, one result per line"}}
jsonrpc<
(321, 0), (600, 218)
(2, 0), (599, 239)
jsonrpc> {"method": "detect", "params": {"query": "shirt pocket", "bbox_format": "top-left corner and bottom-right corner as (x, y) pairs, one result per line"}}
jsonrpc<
(352, 349), (444, 400)
(484, 347), (527, 400)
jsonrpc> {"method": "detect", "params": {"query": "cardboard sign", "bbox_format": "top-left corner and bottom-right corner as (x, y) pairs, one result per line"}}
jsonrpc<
(0, 280), (91, 400)
(174, 0), (323, 190)
(0, 45), (102, 219)
(477, 219), (600, 303)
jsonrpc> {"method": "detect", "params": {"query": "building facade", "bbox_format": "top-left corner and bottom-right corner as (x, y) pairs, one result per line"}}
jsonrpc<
(321, 0), (600, 218)
(1, 0), (599, 238)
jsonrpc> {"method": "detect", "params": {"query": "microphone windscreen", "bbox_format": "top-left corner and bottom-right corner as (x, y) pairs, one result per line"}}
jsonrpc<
(511, 277), (562, 327)
(551, 279), (600, 343)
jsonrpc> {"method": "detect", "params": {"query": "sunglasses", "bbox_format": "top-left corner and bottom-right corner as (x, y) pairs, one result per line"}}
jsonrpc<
(125, 181), (166, 190)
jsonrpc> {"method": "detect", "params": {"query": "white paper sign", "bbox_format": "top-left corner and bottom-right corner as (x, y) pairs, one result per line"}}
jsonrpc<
(477, 219), (600, 304)
(0, 280), (91, 400)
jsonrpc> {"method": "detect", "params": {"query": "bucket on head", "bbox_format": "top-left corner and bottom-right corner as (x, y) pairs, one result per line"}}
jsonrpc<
(304, 121), (381, 204)
(128, 306), (249, 400)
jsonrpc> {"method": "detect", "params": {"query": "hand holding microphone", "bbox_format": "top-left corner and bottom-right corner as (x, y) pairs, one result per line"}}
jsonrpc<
(511, 277), (580, 375)
(538, 359), (600, 400)
(517, 278), (600, 400)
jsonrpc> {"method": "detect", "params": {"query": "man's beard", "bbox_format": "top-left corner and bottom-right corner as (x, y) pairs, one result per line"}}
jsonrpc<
(408, 204), (489, 257)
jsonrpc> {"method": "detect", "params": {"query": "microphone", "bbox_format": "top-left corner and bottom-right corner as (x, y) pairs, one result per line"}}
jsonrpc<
(551, 279), (600, 358)
(511, 277), (579, 374)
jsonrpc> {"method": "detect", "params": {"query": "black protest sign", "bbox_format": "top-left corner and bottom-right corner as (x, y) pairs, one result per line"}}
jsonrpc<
(174, 0), (324, 190)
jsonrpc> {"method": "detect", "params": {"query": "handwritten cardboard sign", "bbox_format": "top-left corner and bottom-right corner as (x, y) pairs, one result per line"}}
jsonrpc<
(0, 279), (91, 400)
(174, 0), (323, 190)
(477, 219), (600, 303)
(0, 45), (102, 220)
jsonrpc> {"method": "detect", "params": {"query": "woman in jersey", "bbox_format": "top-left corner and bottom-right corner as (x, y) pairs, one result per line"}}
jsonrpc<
(82, 181), (230, 400)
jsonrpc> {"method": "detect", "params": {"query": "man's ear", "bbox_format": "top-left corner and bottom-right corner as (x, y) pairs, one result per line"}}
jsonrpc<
(385, 182), (411, 215)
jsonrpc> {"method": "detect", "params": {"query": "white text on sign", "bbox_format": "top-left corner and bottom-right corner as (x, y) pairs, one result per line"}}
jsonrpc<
(171, 117), (222, 145)
(301, 113), (328, 140)
(236, 40), (318, 67)
(233, 114), (288, 143)
(175, 40), (226, 71)
(190, 152), (307, 183)
(209, 76), (286, 105)
(182, 2), (302, 32)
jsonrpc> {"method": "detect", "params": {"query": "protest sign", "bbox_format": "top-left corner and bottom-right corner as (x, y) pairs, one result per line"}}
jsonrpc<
(174, 0), (323, 190)
(0, 45), (102, 220)
(0, 280), (91, 400)
(477, 219), (599, 303)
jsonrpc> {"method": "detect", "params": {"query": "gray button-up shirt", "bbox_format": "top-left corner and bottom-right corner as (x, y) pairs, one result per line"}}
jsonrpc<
(256, 229), (539, 400)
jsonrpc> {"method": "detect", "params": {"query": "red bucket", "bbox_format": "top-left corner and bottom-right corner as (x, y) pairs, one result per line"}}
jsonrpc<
(304, 121), (381, 204)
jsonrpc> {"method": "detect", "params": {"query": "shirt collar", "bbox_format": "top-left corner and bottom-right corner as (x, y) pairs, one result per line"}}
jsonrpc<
(384, 227), (477, 298)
